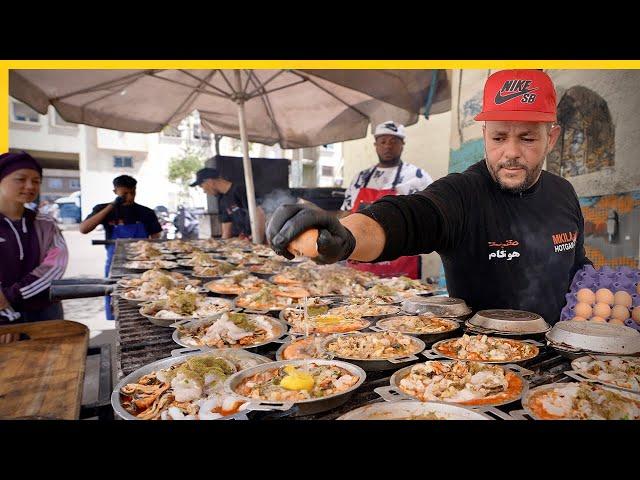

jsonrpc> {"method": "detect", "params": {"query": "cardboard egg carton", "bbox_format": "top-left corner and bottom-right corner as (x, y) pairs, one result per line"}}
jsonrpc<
(560, 265), (640, 331)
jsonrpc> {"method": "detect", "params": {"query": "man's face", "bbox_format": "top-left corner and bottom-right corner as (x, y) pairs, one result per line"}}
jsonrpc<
(0, 168), (41, 204)
(199, 178), (218, 195)
(483, 121), (561, 193)
(114, 186), (136, 204)
(374, 134), (404, 165)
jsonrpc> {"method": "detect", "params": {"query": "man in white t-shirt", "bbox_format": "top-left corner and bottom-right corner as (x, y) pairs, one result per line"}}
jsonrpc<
(340, 120), (433, 278)
(341, 120), (433, 212)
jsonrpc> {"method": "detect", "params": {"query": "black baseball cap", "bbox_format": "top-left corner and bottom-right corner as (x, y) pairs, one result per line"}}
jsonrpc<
(190, 167), (220, 187)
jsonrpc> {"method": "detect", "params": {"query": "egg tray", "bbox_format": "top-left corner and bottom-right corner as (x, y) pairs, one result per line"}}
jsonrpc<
(559, 265), (640, 332)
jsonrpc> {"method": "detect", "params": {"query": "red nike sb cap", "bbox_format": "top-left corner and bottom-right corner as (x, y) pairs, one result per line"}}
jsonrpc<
(474, 69), (557, 122)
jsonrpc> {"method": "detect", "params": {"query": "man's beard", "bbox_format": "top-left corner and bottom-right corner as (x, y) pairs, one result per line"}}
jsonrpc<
(487, 158), (544, 194)
(377, 154), (401, 166)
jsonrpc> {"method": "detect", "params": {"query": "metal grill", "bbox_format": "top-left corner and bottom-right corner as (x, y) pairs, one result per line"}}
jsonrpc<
(109, 239), (574, 420)
(114, 298), (176, 378)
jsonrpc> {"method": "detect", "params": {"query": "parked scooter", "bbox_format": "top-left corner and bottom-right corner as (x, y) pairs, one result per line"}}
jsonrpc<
(174, 205), (199, 240)
(154, 206), (177, 240)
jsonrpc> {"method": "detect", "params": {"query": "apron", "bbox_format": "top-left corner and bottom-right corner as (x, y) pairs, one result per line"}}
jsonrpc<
(347, 162), (421, 279)
(104, 221), (148, 320)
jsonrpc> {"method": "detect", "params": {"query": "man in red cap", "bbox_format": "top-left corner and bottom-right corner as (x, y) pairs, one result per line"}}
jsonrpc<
(267, 70), (592, 324)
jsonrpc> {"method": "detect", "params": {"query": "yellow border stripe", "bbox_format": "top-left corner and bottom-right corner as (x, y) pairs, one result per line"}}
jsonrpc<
(0, 67), (7, 152)
(2, 60), (640, 69)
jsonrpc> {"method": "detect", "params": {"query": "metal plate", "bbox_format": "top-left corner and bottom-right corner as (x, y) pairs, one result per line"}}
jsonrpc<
(401, 296), (471, 317)
(126, 254), (176, 261)
(382, 361), (529, 408)
(172, 314), (289, 350)
(334, 295), (403, 306)
(568, 355), (640, 393)
(123, 261), (179, 271)
(546, 320), (640, 355)
(249, 271), (279, 280)
(520, 381), (640, 420)
(279, 308), (371, 335)
(119, 287), (207, 306)
(337, 401), (493, 420)
(320, 332), (426, 371)
(374, 315), (461, 343)
(467, 309), (551, 334)
(232, 296), (294, 314)
(139, 297), (234, 328)
(275, 335), (332, 361)
(224, 358), (367, 417)
(464, 323), (549, 340)
(327, 304), (401, 318)
(111, 349), (271, 420)
(428, 336), (540, 364)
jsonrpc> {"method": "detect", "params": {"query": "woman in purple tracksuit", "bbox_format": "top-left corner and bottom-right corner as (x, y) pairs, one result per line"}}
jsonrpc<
(0, 152), (69, 324)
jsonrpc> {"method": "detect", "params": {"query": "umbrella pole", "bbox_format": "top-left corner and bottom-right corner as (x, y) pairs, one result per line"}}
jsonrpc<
(235, 72), (260, 244)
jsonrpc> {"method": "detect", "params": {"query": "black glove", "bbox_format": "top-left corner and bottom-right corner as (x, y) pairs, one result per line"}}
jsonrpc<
(267, 204), (356, 264)
(112, 195), (125, 206)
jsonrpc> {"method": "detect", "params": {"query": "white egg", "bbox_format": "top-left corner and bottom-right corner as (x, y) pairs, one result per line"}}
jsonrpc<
(595, 288), (614, 305)
(576, 288), (596, 304)
(593, 302), (612, 319)
(611, 305), (630, 321)
(614, 291), (633, 308)
(574, 303), (593, 318)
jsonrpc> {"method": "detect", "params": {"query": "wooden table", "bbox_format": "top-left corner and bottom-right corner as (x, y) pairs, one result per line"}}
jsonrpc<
(0, 320), (89, 420)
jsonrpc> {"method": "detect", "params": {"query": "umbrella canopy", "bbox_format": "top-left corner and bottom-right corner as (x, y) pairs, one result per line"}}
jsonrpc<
(9, 69), (451, 241)
(196, 70), (450, 148)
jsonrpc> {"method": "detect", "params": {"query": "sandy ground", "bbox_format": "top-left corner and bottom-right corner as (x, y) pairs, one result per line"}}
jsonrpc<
(59, 227), (116, 409)
(61, 227), (113, 344)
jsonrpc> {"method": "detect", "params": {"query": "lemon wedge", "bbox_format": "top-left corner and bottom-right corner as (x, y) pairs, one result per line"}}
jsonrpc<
(280, 365), (315, 391)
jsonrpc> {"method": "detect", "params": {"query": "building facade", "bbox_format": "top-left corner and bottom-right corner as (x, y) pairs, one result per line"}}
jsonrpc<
(9, 97), (346, 221)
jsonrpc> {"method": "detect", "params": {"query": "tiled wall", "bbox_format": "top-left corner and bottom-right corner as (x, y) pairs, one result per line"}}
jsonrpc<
(580, 191), (640, 268)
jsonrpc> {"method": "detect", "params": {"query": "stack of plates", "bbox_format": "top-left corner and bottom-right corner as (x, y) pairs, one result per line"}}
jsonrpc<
(466, 309), (551, 337)
(546, 320), (640, 358)
(401, 296), (471, 318)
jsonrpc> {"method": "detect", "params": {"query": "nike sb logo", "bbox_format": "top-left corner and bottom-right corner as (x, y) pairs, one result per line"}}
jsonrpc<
(494, 79), (539, 105)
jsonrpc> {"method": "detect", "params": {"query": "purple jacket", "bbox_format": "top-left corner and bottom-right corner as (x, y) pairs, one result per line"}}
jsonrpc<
(0, 208), (68, 314)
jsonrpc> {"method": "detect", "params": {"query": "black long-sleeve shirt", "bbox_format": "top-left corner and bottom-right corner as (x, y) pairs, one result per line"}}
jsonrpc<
(360, 160), (592, 324)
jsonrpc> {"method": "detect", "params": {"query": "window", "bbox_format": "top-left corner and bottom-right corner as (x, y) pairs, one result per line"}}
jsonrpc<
(161, 125), (182, 138)
(193, 123), (207, 140)
(70, 179), (81, 189)
(114, 156), (133, 168)
(52, 111), (76, 128)
(321, 165), (334, 177)
(48, 178), (63, 189)
(12, 102), (39, 123)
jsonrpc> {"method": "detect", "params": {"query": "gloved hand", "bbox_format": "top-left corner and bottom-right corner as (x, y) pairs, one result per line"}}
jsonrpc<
(267, 205), (356, 264)
(111, 195), (125, 206)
